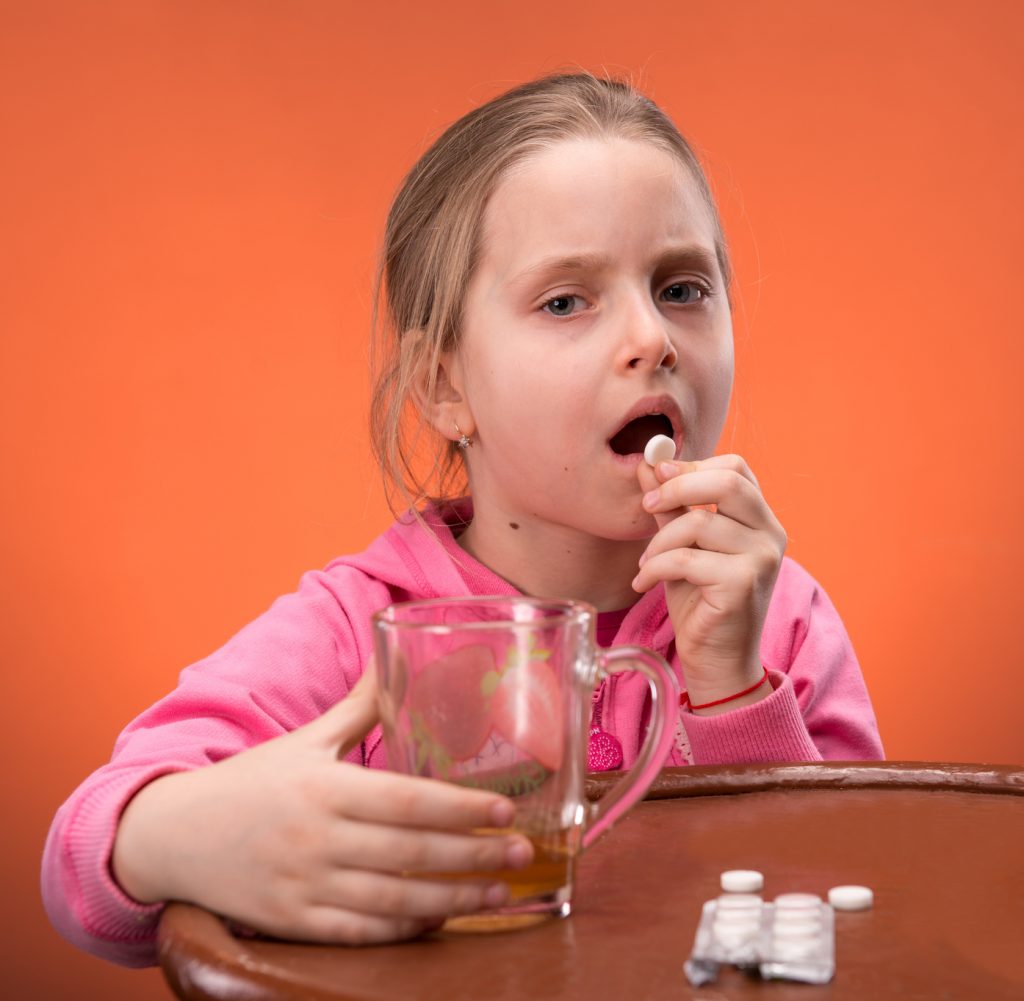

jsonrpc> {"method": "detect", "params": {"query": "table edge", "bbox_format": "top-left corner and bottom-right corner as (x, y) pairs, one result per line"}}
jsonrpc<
(585, 760), (1024, 801)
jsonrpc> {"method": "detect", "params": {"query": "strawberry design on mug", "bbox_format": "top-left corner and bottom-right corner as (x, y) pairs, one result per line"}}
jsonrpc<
(406, 644), (496, 763)
(490, 658), (564, 771)
(406, 639), (564, 775)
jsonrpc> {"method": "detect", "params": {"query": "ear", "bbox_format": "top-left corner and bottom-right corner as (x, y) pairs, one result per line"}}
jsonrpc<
(406, 332), (475, 443)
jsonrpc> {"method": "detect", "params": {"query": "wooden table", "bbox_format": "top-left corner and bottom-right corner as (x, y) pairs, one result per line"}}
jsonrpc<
(158, 762), (1024, 1000)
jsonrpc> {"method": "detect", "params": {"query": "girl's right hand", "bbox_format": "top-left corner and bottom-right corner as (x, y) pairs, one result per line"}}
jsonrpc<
(111, 668), (534, 945)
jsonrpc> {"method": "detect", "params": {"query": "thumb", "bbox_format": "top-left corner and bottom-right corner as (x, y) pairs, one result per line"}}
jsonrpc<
(300, 659), (381, 757)
(636, 460), (678, 531)
(636, 458), (658, 495)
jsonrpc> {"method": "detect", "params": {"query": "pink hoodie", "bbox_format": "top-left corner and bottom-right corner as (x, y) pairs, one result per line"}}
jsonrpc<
(41, 500), (882, 967)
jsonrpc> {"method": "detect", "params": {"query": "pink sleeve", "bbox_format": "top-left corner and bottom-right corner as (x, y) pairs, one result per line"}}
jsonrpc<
(682, 558), (884, 764)
(40, 568), (381, 967)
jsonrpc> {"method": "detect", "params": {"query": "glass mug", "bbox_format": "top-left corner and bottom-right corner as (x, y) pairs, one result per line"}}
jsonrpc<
(372, 596), (679, 930)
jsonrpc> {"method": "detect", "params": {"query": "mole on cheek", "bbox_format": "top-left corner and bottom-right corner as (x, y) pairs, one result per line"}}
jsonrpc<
(509, 522), (520, 530)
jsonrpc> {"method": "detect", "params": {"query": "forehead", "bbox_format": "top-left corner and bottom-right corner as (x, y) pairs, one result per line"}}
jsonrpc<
(476, 137), (718, 282)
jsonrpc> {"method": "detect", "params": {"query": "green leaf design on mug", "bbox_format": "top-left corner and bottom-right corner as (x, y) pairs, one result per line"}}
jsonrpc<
(453, 759), (551, 798)
(501, 638), (552, 673)
(408, 711), (453, 779)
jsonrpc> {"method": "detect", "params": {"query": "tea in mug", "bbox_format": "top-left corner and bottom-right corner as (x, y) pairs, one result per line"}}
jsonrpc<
(429, 827), (579, 931)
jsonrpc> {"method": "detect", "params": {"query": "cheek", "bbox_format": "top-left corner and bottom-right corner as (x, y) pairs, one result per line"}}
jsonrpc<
(472, 360), (588, 463)
(687, 341), (734, 453)
(710, 348), (735, 406)
(470, 358), (545, 438)
(475, 346), (565, 414)
(699, 326), (734, 398)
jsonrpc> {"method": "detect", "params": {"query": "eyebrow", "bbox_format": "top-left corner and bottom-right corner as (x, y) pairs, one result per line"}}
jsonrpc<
(508, 245), (720, 287)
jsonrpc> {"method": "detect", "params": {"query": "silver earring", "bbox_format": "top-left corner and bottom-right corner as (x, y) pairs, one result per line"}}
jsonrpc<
(454, 423), (472, 449)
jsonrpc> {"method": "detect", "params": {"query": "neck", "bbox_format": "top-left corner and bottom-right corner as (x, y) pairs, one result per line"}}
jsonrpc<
(455, 499), (647, 613)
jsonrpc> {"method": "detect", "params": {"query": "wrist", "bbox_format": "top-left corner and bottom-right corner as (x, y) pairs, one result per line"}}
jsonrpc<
(111, 771), (194, 904)
(682, 664), (771, 717)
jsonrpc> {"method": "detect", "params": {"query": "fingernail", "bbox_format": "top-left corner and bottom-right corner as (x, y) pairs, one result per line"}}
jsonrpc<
(490, 799), (514, 828)
(657, 462), (677, 478)
(484, 883), (509, 908)
(643, 489), (660, 509)
(506, 838), (532, 869)
(631, 574), (643, 592)
(638, 551), (648, 567)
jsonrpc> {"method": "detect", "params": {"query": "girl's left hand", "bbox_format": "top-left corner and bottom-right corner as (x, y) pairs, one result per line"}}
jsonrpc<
(633, 455), (787, 712)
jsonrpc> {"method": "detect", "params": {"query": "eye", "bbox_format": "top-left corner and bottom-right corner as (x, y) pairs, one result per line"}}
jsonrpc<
(541, 294), (586, 317)
(662, 282), (710, 304)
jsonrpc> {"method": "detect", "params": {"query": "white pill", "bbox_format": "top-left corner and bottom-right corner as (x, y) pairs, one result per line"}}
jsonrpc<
(643, 434), (676, 467)
(774, 893), (822, 911)
(715, 925), (758, 948)
(715, 893), (762, 911)
(720, 869), (764, 893)
(713, 910), (761, 929)
(828, 885), (873, 911)
(771, 919), (821, 938)
(773, 909), (823, 928)
(771, 937), (821, 961)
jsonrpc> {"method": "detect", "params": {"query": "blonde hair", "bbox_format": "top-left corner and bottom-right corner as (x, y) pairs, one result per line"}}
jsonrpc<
(369, 72), (731, 513)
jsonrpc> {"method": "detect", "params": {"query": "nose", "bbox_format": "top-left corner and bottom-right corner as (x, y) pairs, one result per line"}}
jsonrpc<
(617, 296), (678, 372)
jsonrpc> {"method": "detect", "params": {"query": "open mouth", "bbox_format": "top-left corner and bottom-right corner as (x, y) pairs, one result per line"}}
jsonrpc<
(609, 413), (675, 456)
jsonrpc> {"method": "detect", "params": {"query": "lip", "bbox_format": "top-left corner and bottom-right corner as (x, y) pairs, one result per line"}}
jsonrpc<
(606, 394), (685, 461)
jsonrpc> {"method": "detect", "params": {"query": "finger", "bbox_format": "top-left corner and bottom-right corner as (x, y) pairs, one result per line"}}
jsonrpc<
(639, 507), (760, 564)
(299, 906), (447, 947)
(300, 662), (380, 754)
(633, 547), (754, 595)
(328, 817), (533, 874)
(329, 766), (518, 832)
(656, 453), (760, 490)
(637, 457), (709, 529)
(314, 868), (509, 920)
(644, 468), (774, 532)
(335, 663), (380, 759)
(636, 457), (661, 495)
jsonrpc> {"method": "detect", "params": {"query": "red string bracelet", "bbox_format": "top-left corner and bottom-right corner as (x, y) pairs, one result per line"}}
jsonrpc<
(680, 666), (770, 710)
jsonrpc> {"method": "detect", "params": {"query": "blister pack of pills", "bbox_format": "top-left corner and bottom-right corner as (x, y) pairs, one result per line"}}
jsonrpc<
(683, 894), (764, 985)
(759, 894), (835, 984)
(684, 886), (839, 986)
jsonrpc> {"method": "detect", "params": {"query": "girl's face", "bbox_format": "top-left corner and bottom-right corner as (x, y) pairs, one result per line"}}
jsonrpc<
(451, 136), (734, 542)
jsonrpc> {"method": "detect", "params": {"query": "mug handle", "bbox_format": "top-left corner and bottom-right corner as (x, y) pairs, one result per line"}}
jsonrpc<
(583, 646), (679, 849)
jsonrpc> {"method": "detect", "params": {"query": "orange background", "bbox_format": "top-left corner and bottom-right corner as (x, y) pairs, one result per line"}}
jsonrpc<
(3, 1), (1022, 996)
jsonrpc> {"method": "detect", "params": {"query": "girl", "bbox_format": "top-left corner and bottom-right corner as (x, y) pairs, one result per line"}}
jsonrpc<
(42, 72), (882, 966)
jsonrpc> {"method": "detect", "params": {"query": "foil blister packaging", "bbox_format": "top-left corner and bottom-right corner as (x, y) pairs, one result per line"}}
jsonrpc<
(684, 895), (835, 987)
